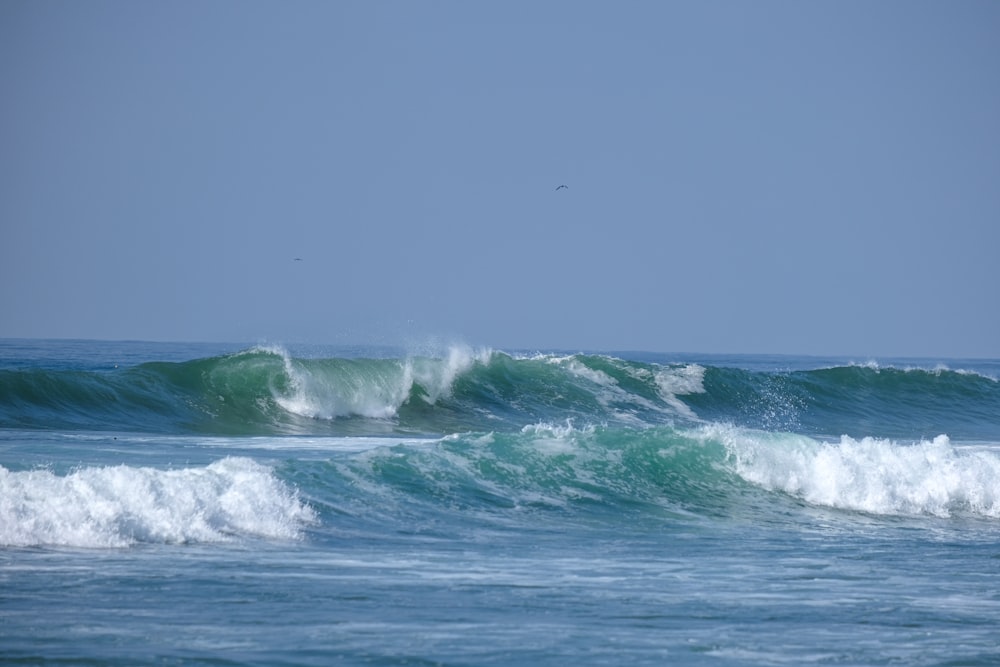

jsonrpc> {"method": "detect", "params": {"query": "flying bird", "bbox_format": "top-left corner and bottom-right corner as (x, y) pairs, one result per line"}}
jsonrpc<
(555, 184), (568, 191)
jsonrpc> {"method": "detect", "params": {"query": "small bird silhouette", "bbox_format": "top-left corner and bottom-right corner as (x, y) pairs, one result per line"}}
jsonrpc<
(555, 184), (568, 191)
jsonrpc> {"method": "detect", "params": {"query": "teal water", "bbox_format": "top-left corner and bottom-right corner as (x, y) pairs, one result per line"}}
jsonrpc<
(2, 340), (999, 665)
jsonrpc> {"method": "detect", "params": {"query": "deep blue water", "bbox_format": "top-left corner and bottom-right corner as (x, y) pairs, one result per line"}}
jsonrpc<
(2, 339), (999, 665)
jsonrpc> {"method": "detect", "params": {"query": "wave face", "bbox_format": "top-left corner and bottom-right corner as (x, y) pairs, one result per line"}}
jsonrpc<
(2, 346), (998, 440)
(7, 424), (996, 549)
(295, 424), (1000, 527)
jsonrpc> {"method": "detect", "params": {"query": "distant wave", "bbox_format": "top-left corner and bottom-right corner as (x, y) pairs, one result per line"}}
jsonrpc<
(1, 346), (998, 440)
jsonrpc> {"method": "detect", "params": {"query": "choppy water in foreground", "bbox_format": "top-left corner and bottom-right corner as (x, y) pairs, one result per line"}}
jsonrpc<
(2, 339), (999, 665)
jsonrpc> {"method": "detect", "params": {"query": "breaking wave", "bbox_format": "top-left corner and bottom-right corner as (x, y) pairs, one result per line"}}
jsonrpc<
(1, 346), (997, 440)
(0, 457), (316, 548)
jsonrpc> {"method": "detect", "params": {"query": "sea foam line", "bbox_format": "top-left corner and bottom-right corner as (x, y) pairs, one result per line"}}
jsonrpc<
(0, 457), (316, 548)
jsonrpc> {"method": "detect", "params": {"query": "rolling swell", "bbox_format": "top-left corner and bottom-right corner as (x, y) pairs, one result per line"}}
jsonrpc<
(0, 348), (707, 435)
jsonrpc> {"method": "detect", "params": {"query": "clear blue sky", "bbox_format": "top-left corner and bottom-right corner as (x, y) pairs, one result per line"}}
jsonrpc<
(2, 1), (998, 357)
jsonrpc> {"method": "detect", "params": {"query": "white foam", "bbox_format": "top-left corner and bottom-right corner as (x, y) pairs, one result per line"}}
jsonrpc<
(653, 364), (705, 420)
(543, 356), (703, 422)
(555, 358), (651, 423)
(0, 457), (316, 548)
(711, 426), (1000, 518)
(560, 358), (616, 387)
(522, 421), (596, 455)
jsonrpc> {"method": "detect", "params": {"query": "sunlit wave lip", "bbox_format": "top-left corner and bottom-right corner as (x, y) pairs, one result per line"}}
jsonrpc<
(270, 343), (493, 421)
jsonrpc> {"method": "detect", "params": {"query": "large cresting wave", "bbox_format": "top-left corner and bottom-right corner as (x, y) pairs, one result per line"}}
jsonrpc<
(0, 346), (710, 435)
(1, 346), (997, 439)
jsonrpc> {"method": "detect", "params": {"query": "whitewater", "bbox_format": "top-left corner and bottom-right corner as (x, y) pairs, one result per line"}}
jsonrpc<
(2, 339), (999, 666)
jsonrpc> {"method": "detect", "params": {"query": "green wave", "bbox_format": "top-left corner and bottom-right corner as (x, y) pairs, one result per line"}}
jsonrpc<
(687, 363), (1000, 439)
(297, 423), (1000, 525)
(300, 424), (740, 526)
(2, 347), (998, 439)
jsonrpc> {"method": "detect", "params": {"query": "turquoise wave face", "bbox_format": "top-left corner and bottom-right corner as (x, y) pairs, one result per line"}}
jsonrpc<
(5, 419), (1000, 549)
(292, 424), (1000, 532)
(1, 345), (998, 440)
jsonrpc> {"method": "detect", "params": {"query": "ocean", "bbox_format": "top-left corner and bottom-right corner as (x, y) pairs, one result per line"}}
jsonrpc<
(2, 338), (999, 666)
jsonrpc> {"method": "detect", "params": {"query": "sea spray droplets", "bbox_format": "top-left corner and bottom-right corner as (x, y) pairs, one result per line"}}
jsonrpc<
(713, 426), (1000, 517)
(0, 457), (316, 547)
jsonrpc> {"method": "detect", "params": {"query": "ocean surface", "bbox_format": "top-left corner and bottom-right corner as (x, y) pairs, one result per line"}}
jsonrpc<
(2, 339), (999, 666)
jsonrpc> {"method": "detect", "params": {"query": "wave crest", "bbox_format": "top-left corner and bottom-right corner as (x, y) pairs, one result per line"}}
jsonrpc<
(272, 344), (493, 421)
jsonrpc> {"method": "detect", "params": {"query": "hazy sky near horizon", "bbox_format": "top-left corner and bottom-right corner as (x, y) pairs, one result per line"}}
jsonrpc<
(2, 1), (998, 357)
